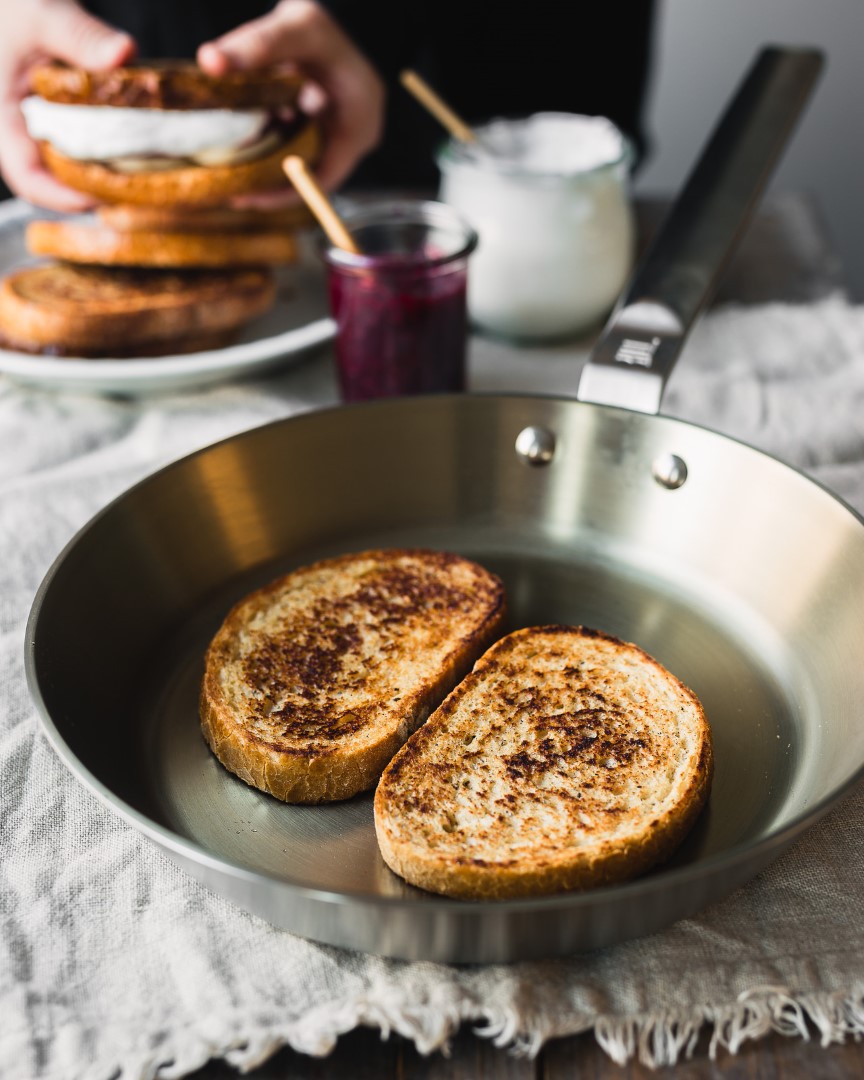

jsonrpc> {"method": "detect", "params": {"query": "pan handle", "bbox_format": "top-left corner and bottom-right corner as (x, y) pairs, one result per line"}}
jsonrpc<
(577, 46), (824, 414)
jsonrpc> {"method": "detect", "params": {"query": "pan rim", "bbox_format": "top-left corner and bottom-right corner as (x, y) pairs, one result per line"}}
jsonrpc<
(27, 666), (864, 917)
(24, 390), (864, 918)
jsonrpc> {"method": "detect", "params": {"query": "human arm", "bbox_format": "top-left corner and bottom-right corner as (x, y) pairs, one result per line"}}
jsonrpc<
(0, 0), (135, 210)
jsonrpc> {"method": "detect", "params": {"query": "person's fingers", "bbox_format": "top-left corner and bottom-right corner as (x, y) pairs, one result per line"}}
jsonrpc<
(233, 118), (373, 206)
(312, 101), (382, 191)
(0, 104), (96, 211)
(13, 167), (97, 212)
(307, 64), (384, 191)
(198, 1), (344, 75)
(0, 3), (134, 209)
(38, 0), (136, 70)
(196, 42), (230, 78)
(297, 81), (326, 115)
(234, 92), (381, 203)
(198, 1), (384, 191)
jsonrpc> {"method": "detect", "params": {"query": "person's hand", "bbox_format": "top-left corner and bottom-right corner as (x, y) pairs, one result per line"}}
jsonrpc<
(198, 0), (385, 204)
(0, 0), (135, 211)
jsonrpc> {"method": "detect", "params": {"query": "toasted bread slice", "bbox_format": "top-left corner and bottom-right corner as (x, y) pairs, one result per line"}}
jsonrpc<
(374, 626), (713, 900)
(97, 203), (314, 234)
(0, 325), (239, 358)
(200, 549), (508, 804)
(26, 219), (298, 268)
(38, 118), (320, 206)
(0, 263), (274, 351)
(30, 60), (303, 110)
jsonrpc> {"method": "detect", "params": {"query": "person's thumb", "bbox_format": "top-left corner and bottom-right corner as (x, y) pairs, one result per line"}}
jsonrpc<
(198, 2), (346, 76)
(39, 2), (136, 70)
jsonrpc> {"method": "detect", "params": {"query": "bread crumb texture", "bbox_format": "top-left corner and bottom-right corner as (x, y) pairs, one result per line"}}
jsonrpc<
(201, 549), (506, 803)
(374, 625), (713, 899)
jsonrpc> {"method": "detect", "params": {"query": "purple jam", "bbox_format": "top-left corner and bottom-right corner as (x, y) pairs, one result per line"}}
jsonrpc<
(326, 249), (469, 402)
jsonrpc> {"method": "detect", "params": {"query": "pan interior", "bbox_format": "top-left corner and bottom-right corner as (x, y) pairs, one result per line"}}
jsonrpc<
(140, 523), (803, 899)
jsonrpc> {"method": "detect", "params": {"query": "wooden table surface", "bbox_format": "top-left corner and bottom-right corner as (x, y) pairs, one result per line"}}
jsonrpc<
(189, 1023), (863, 1078)
(188, 192), (861, 1080)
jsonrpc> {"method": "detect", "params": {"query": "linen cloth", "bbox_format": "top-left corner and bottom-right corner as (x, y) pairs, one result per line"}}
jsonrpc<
(2, 297), (864, 1080)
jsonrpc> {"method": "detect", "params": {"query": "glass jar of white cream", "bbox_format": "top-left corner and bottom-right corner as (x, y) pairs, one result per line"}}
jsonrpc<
(437, 112), (635, 341)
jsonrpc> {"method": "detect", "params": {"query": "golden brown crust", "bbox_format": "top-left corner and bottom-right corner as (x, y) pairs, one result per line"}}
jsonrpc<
(26, 219), (298, 268)
(39, 119), (320, 206)
(30, 60), (303, 110)
(0, 263), (275, 349)
(200, 549), (508, 804)
(0, 325), (238, 358)
(199, 667), (460, 804)
(97, 203), (314, 233)
(374, 625), (714, 900)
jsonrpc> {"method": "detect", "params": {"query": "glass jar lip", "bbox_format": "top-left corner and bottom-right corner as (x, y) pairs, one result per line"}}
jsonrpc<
(436, 112), (635, 182)
(322, 198), (479, 272)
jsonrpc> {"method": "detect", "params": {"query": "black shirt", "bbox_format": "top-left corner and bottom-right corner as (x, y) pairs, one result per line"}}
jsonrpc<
(83, 0), (657, 188)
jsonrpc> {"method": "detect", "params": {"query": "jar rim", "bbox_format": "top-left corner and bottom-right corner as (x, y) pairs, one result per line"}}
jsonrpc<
(323, 198), (479, 271)
(436, 112), (635, 182)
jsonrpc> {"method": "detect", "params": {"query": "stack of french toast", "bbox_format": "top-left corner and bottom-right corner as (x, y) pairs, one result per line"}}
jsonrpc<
(0, 60), (320, 358)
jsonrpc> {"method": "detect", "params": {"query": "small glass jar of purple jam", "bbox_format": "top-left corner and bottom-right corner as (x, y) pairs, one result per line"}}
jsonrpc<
(323, 200), (478, 402)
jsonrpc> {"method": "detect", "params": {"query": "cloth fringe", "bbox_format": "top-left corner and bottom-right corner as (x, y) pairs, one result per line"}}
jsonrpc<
(592, 984), (864, 1068)
(96, 983), (864, 1079)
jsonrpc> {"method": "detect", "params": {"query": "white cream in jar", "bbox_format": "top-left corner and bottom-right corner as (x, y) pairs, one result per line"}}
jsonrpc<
(437, 112), (635, 340)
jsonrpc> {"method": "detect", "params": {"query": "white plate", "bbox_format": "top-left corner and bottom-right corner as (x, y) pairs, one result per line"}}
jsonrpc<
(0, 199), (335, 395)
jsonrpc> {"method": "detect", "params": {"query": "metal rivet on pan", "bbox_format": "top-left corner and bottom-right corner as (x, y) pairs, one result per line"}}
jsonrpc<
(515, 425), (556, 466)
(652, 453), (688, 490)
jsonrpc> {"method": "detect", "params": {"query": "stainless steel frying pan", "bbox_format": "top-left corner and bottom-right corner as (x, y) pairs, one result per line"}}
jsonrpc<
(27, 48), (864, 964)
